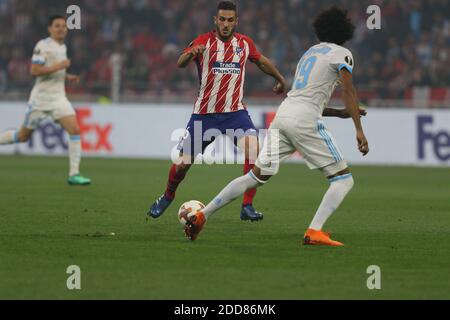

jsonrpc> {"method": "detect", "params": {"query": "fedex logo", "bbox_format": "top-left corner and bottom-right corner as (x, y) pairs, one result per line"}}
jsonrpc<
(77, 108), (113, 152)
(28, 122), (68, 150)
(417, 116), (449, 162)
(28, 107), (113, 152)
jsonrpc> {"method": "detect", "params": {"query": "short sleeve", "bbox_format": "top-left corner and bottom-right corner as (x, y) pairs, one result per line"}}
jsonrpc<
(245, 37), (261, 63)
(183, 35), (209, 59)
(31, 41), (46, 65)
(329, 47), (354, 74)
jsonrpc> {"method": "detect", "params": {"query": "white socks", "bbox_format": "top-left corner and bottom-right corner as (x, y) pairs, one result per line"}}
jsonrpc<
(1, 130), (82, 177)
(203, 171), (354, 227)
(69, 135), (82, 177)
(309, 173), (354, 230)
(203, 171), (265, 219)
(0, 130), (19, 145)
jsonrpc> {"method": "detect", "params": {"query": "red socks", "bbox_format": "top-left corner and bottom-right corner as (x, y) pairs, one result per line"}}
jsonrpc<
(164, 162), (256, 205)
(164, 164), (187, 200)
(243, 160), (257, 206)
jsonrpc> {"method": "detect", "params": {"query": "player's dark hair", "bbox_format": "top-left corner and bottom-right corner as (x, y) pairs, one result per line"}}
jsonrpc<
(217, 1), (237, 13)
(313, 7), (355, 45)
(48, 15), (65, 27)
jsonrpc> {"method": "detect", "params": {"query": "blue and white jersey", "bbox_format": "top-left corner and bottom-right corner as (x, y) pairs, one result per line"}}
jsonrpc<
(29, 37), (68, 107)
(282, 42), (354, 116)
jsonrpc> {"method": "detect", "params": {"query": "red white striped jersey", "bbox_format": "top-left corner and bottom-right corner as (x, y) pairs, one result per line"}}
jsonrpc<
(184, 31), (261, 114)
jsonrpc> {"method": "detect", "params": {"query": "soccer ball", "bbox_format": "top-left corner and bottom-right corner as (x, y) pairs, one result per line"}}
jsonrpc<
(178, 200), (205, 225)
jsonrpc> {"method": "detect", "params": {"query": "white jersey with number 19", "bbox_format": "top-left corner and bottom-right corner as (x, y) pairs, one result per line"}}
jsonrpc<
(255, 42), (355, 175)
(279, 42), (354, 117)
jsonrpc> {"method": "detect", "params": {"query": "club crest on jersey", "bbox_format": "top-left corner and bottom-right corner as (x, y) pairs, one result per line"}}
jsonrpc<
(212, 62), (241, 75)
(234, 46), (244, 57)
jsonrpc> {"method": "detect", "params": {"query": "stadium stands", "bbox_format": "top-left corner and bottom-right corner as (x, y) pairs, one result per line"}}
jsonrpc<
(0, 0), (448, 107)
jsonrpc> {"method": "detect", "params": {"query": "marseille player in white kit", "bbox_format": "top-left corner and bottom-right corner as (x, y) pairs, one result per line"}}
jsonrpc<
(183, 7), (369, 245)
(0, 15), (91, 185)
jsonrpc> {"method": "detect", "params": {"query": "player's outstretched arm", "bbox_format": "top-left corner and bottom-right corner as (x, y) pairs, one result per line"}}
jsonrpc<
(339, 69), (369, 156)
(30, 59), (71, 77)
(177, 45), (206, 68)
(254, 55), (286, 94)
(322, 107), (367, 118)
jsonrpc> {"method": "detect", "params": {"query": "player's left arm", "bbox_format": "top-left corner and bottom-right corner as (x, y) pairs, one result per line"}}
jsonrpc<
(322, 106), (367, 118)
(254, 55), (286, 94)
(340, 69), (369, 156)
(66, 74), (80, 85)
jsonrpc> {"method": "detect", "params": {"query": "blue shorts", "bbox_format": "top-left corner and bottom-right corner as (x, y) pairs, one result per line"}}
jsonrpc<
(178, 109), (257, 156)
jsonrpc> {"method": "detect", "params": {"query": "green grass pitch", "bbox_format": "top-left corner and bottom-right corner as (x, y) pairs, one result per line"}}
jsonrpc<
(0, 155), (449, 299)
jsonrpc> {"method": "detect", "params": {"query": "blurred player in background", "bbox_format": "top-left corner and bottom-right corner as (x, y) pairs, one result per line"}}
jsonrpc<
(147, 1), (286, 221)
(0, 15), (91, 186)
(184, 7), (369, 245)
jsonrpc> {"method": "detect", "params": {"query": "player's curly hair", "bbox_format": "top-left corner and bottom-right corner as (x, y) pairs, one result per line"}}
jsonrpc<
(313, 6), (355, 45)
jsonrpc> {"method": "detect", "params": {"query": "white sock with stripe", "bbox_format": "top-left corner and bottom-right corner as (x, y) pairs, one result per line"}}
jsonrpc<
(309, 173), (354, 230)
(0, 130), (19, 145)
(203, 171), (265, 219)
(69, 135), (82, 177)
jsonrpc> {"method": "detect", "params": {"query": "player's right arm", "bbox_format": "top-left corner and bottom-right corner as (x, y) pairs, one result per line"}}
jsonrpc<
(30, 59), (71, 77)
(177, 35), (208, 68)
(177, 45), (206, 68)
(340, 69), (369, 156)
(29, 41), (71, 77)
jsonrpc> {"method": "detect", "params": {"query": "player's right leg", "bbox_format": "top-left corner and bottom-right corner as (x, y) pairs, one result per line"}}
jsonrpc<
(0, 105), (43, 145)
(147, 155), (193, 219)
(0, 126), (33, 145)
(147, 113), (213, 219)
(185, 121), (294, 240)
(184, 164), (269, 241)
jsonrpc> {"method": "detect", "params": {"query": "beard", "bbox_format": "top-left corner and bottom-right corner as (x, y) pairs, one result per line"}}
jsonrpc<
(216, 25), (235, 40)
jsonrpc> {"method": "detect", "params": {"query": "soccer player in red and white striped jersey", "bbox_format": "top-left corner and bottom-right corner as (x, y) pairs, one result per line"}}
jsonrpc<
(148, 1), (286, 221)
(185, 25), (265, 114)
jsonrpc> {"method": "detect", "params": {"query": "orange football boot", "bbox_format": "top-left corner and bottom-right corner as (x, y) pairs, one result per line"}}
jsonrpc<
(184, 211), (206, 241)
(303, 228), (344, 246)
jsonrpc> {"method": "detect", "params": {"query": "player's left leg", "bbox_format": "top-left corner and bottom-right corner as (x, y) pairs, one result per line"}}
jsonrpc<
(236, 135), (263, 221)
(56, 114), (91, 186)
(230, 109), (263, 221)
(304, 162), (353, 247)
(295, 120), (353, 246)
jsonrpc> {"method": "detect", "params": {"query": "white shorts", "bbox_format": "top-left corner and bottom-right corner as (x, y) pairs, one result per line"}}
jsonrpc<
(255, 115), (347, 177)
(23, 98), (75, 129)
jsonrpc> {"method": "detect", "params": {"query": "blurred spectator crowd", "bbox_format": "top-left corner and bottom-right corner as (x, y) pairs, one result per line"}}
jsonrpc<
(0, 0), (448, 106)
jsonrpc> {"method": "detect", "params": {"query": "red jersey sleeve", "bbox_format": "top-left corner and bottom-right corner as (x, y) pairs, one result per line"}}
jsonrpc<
(244, 36), (261, 63)
(182, 34), (209, 61)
